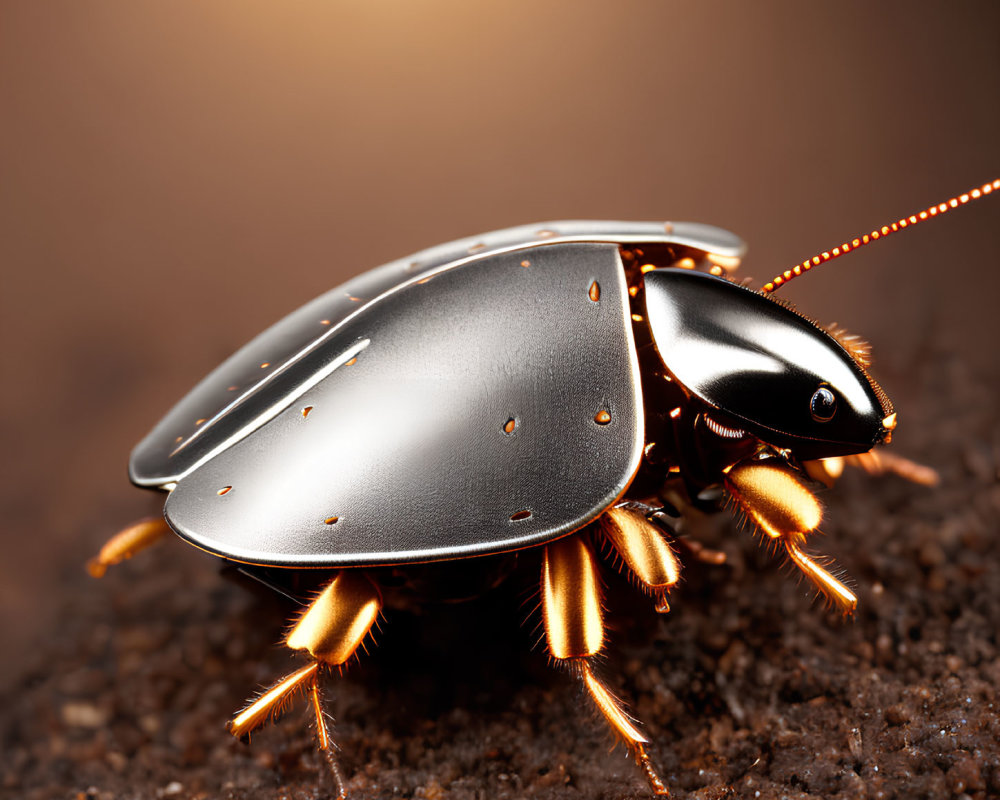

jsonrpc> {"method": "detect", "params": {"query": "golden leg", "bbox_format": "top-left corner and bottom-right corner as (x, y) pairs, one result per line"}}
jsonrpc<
(784, 539), (857, 614)
(87, 517), (171, 577)
(580, 662), (667, 795)
(229, 571), (381, 798)
(228, 661), (319, 739)
(805, 448), (938, 487)
(541, 536), (668, 794)
(726, 461), (856, 614)
(600, 506), (681, 613)
(542, 536), (604, 660)
(310, 681), (346, 800)
(846, 449), (939, 486)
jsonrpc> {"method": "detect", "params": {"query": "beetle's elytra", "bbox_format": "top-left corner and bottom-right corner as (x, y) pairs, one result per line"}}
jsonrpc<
(92, 181), (998, 797)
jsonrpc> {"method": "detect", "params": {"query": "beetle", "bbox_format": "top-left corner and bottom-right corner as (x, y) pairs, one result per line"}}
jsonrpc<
(91, 180), (998, 797)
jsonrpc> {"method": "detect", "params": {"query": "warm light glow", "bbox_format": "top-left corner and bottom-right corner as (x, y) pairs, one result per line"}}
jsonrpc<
(706, 252), (741, 271)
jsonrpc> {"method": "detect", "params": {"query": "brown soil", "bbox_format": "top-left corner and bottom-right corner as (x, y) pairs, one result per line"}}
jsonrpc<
(3, 341), (999, 800)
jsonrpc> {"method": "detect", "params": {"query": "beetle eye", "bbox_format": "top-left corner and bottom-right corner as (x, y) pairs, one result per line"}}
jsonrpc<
(810, 387), (837, 422)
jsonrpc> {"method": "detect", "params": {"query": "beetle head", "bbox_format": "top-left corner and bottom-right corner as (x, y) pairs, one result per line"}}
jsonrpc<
(644, 269), (893, 461)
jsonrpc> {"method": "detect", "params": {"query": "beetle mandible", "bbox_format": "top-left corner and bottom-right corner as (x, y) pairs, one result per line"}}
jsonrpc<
(91, 180), (999, 796)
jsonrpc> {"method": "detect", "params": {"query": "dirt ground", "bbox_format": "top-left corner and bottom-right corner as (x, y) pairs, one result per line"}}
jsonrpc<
(3, 334), (998, 800)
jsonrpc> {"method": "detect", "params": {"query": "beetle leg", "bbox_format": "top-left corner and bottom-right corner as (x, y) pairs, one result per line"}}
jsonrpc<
(600, 506), (681, 613)
(228, 571), (381, 799)
(804, 448), (939, 488)
(725, 462), (857, 615)
(845, 449), (940, 486)
(580, 661), (668, 795)
(87, 517), (171, 577)
(541, 536), (669, 795)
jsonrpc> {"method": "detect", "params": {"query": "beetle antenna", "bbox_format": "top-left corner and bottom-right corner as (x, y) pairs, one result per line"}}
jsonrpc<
(762, 179), (1000, 292)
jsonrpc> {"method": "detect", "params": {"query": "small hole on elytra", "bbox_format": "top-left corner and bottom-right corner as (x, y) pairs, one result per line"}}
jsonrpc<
(302, 406), (313, 418)
(218, 486), (232, 496)
(520, 259), (531, 268)
(324, 516), (340, 525)
(594, 410), (611, 425)
(503, 418), (517, 434)
(510, 510), (532, 521)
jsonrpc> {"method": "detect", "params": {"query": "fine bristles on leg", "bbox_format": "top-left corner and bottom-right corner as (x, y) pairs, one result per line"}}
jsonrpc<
(784, 539), (857, 615)
(87, 517), (171, 577)
(309, 679), (331, 751)
(228, 661), (319, 740)
(579, 662), (668, 796)
(580, 661), (647, 745)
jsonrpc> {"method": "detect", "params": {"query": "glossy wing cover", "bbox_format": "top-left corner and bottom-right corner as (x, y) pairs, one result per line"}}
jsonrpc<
(130, 222), (745, 566)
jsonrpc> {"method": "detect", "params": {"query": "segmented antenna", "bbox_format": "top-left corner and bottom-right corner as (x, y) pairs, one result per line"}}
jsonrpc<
(762, 179), (1000, 293)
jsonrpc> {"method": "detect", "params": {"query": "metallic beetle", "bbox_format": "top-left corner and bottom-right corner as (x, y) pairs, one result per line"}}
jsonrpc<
(92, 182), (996, 796)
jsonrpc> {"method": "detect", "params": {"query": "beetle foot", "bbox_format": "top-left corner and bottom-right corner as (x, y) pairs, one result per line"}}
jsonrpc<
(320, 744), (347, 800)
(634, 743), (670, 796)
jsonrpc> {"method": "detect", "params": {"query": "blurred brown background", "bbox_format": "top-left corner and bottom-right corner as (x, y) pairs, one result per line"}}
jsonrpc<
(1, 1), (997, 688)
